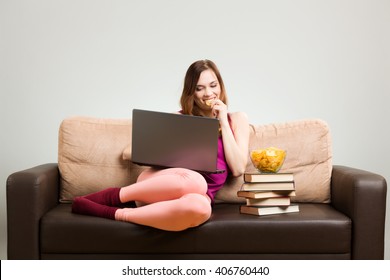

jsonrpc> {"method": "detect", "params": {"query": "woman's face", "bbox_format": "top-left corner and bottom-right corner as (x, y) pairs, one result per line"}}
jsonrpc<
(194, 69), (221, 110)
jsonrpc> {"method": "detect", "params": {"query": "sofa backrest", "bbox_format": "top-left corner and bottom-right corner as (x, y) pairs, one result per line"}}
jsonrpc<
(58, 117), (332, 203)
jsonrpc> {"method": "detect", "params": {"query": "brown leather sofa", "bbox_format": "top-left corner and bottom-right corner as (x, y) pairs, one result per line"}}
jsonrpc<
(7, 164), (387, 260)
(6, 117), (388, 259)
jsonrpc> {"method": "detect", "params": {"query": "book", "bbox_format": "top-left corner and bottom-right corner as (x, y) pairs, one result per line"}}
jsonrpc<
(240, 181), (295, 191)
(237, 190), (296, 199)
(246, 197), (291, 206)
(244, 172), (294, 183)
(240, 204), (300, 216)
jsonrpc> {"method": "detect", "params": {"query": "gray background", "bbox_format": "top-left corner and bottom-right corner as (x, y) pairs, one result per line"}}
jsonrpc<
(1, 0), (389, 259)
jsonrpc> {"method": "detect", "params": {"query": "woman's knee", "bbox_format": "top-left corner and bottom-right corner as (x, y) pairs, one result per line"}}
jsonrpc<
(136, 168), (157, 182)
(136, 167), (207, 198)
(180, 193), (212, 227)
(173, 168), (208, 195)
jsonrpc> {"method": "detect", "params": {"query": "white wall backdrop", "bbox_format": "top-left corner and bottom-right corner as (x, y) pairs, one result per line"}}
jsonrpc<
(1, 0), (389, 259)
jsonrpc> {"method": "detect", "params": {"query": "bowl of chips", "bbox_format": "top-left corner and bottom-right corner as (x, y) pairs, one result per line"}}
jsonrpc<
(250, 147), (286, 173)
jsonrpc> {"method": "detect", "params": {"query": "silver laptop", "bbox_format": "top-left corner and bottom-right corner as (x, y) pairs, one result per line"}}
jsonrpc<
(131, 109), (225, 173)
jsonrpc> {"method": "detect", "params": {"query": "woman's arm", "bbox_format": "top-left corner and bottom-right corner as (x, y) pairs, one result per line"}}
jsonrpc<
(220, 111), (250, 177)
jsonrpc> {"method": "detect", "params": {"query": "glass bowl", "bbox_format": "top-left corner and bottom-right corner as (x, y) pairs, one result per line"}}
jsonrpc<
(250, 147), (286, 173)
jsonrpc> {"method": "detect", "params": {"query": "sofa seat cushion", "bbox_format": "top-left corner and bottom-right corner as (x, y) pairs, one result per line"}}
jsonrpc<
(40, 204), (351, 256)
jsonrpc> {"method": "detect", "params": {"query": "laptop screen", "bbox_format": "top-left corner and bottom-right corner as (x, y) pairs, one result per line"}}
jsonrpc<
(131, 109), (222, 173)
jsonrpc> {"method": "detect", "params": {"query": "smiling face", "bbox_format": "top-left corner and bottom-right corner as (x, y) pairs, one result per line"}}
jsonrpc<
(194, 69), (221, 110)
(180, 59), (227, 116)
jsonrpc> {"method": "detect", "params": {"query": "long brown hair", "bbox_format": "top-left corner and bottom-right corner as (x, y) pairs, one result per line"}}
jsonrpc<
(180, 59), (227, 116)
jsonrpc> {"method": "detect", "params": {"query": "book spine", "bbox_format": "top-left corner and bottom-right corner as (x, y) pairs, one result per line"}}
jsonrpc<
(244, 173), (294, 183)
(241, 181), (295, 191)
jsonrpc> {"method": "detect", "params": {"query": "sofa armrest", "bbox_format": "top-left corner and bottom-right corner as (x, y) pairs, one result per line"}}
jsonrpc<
(6, 163), (59, 259)
(331, 165), (387, 259)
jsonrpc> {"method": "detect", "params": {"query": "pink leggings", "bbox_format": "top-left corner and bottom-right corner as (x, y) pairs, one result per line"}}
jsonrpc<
(115, 168), (212, 231)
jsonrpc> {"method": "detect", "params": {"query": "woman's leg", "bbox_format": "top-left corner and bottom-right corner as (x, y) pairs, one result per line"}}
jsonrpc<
(81, 187), (133, 207)
(115, 193), (212, 231)
(74, 168), (205, 207)
(72, 167), (211, 230)
(72, 197), (119, 219)
(119, 168), (208, 205)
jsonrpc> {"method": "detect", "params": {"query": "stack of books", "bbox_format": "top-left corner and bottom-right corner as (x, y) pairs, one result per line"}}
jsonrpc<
(238, 172), (299, 216)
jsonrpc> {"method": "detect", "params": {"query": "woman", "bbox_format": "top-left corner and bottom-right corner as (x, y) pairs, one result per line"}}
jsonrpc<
(72, 59), (249, 231)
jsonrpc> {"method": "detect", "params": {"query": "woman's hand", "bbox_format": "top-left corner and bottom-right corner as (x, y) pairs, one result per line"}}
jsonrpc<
(211, 99), (228, 124)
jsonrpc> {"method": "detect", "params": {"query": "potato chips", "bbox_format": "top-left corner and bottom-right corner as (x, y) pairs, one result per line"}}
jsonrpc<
(250, 147), (286, 173)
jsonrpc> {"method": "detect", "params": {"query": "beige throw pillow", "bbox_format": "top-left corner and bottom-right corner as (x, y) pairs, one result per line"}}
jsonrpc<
(215, 119), (332, 203)
(58, 117), (138, 202)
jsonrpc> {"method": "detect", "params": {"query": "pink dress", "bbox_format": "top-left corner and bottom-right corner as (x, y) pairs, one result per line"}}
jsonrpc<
(201, 135), (230, 203)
